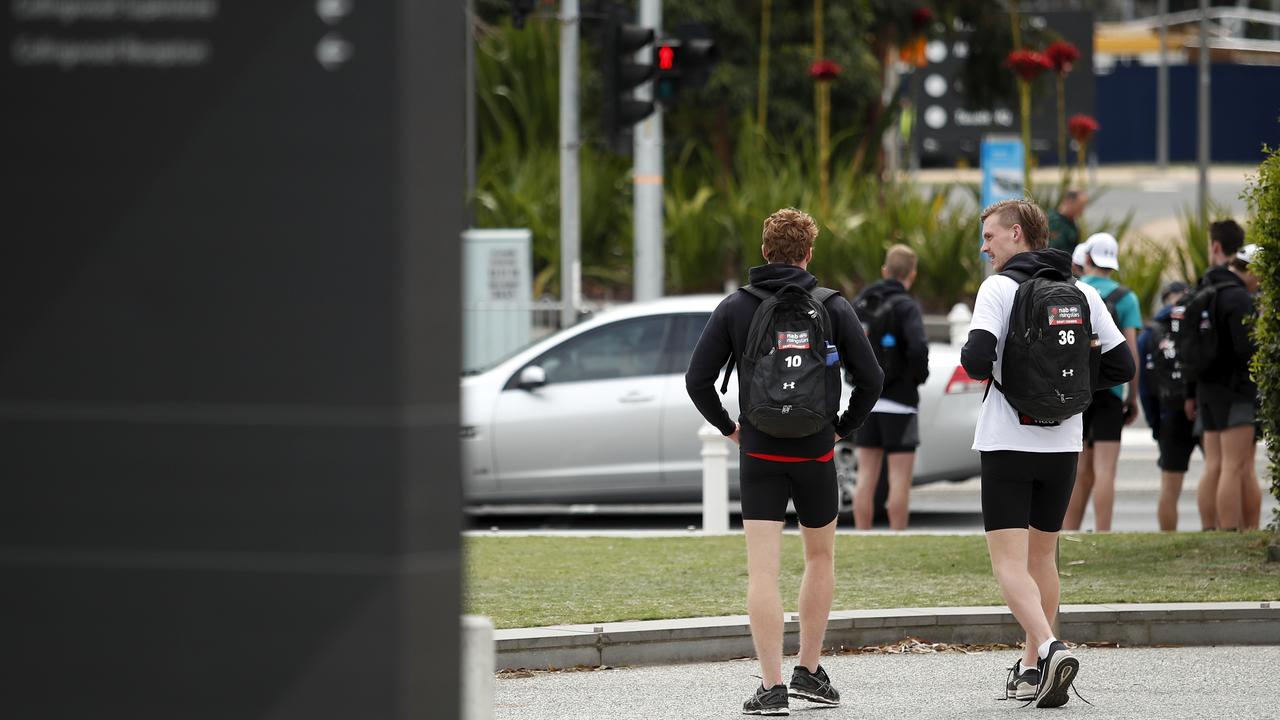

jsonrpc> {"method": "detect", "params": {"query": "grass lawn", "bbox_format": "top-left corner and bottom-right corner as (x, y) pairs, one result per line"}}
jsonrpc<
(465, 532), (1280, 629)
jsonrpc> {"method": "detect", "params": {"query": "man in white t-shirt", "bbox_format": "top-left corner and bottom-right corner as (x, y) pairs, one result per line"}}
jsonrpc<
(962, 199), (1134, 708)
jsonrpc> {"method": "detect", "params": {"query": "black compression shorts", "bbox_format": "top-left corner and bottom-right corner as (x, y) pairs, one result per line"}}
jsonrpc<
(739, 453), (839, 528)
(980, 450), (1078, 532)
(854, 412), (920, 453)
(1198, 381), (1258, 432)
(1157, 397), (1198, 472)
(1082, 390), (1124, 445)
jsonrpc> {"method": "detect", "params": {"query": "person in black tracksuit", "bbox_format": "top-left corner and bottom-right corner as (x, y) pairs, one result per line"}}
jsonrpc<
(686, 208), (883, 715)
(1185, 232), (1262, 531)
(851, 244), (930, 530)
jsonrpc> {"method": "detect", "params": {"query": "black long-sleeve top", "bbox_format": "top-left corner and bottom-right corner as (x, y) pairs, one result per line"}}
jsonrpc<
(685, 263), (884, 457)
(853, 278), (930, 407)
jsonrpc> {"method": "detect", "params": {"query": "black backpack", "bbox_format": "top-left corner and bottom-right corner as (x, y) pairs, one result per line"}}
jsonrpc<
(733, 284), (839, 438)
(1173, 281), (1232, 382)
(990, 268), (1097, 424)
(1148, 292), (1191, 399)
(854, 290), (911, 384)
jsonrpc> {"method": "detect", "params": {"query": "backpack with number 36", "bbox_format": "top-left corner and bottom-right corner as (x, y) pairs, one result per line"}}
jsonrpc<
(990, 267), (1099, 424)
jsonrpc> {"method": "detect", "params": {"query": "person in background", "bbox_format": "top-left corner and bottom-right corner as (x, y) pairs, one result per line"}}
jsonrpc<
(1137, 281), (1196, 531)
(1047, 189), (1087, 253)
(1063, 233), (1142, 533)
(1186, 224), (1263, 531)
(851, 244), (930, 530)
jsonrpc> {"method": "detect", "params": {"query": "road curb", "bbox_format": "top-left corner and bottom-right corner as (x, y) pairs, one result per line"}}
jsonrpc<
(494, 601), (1279, 671)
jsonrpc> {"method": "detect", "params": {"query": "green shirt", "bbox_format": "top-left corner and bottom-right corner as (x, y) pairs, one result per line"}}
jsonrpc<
(1047, 210), (1078, 253)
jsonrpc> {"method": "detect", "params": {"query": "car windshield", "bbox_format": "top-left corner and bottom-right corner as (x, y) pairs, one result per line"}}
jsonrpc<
(461, 335), (547, 375)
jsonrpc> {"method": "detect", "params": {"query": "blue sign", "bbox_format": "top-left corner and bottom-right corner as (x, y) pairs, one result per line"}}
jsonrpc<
(980, 135), (1026, 210)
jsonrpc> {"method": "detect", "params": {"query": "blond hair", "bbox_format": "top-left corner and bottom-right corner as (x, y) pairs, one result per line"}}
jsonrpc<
(980, 199), (1049, 250)
(761, 208), (818, 264)
(884, 244), (917, 280)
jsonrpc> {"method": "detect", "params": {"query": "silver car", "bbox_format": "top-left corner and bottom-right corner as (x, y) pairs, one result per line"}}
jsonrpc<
(461, 295), (983, 504)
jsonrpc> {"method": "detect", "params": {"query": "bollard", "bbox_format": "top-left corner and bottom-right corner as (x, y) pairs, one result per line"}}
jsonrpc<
(461, 615), (495, 720)
(698, 423), (731, 534)
(947, 302), (973, 347)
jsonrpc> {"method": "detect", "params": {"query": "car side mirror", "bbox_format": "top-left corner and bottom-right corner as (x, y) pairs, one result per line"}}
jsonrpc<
(517, 365), (547, 390)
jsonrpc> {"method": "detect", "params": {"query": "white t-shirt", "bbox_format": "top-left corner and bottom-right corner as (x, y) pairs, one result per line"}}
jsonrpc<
(969, 273), (1126, 453)
(871, 398), (918, 414)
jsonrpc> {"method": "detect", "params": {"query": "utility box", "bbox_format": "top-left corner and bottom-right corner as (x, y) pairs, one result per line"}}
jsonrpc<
(463, 229), (533, 371)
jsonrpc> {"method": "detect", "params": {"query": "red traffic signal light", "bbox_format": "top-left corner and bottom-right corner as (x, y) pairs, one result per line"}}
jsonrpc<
(657, 44), (675, 71)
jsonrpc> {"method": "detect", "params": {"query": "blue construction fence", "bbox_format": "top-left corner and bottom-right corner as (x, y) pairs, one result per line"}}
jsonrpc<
(1095, 63), (1280, 164)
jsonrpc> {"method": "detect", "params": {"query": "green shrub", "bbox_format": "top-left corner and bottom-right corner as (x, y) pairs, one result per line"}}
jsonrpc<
(1243, 145), (1280, 532)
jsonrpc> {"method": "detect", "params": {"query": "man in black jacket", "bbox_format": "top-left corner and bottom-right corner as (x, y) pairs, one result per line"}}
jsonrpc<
(851, 244), (930, 530)
(962, 199), (1134, 708)
(686, 207), (883, 715)
(1186, 221), (1262, 530)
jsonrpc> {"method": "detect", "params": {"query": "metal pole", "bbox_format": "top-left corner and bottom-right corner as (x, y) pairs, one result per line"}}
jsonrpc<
(634, 0), (663, 302)
(560, 0), (581, 329)
(1198, 0), (1210, 235)
(1157, 0), (1169, 170)
(1275, 0), (1280, 41)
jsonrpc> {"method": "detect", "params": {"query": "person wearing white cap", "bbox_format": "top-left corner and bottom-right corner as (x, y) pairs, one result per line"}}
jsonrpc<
(1070, 238), (1092, 277)
(1062, 232), (1143, 533)
(1185, 219), (1263, 531)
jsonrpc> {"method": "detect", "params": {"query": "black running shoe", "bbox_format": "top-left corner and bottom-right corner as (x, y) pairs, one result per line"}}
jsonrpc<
(742, 684), (789, 716)
(1004, 661), (1040, 701)
(1035, 641), (1080, 709)
(788, 664), (841, 706)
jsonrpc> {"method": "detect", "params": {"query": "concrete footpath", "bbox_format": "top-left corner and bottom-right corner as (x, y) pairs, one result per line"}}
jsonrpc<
(495, 644), (1278, 719)
(496, 601), (1279, 672)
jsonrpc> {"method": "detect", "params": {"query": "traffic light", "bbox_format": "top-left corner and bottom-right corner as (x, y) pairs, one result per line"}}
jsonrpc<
(600, 8), (656, 154)
(653, 25), (718, 104)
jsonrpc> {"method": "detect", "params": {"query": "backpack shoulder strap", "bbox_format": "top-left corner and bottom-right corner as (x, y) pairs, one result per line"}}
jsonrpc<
(720, 285), (771, 394)
(999, 268), (1031, 285)
(1103, 285), (1131, 304)
(809, 286), (839, 304)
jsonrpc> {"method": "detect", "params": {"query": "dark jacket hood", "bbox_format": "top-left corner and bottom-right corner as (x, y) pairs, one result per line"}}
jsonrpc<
(1203, 264), (1245, 290)
(1001, 248), (1073, 280)
(747, 263), (819, 291)
(858, 278), (908, 302)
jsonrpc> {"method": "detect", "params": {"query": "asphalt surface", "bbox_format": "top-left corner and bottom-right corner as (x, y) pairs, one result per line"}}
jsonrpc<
(494, 644), (1279, 719)
(469, 429), (1275, 534)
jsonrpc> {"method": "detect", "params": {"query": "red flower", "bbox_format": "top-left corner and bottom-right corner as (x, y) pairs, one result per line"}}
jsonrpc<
(1045, 40), (1081, 74)
(1006, 49), (1052, 81)
(911, 7), (933, 31)
(808, 59), (842, 81)
(1068, 114), (1100, 142)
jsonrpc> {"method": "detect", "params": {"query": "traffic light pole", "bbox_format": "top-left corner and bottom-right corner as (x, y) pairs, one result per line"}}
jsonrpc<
(560, 0), (582, 329)
(633, 0), (663, 302)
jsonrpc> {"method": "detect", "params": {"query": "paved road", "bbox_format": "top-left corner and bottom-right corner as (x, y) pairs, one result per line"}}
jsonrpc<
(468, 428), (1274, 534)
(495, 644), (1278, 719)
(918, 164), (1253, 230)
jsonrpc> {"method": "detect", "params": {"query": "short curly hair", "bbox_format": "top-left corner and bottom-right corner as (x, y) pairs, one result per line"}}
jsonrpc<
(980, 199), (1049, 250)
(761, 207), (818, 264)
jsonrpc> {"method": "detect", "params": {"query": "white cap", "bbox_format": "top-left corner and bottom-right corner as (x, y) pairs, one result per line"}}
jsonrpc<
(1236, 243), (1259, 265)
(1085, 232), (1120, 270)
(1071, 239), (1092, 268)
